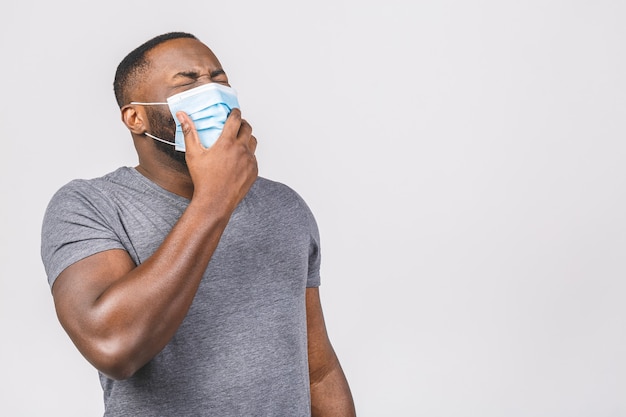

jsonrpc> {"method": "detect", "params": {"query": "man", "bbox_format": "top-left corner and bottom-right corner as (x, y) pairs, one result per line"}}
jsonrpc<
(41, 32), (355, 416)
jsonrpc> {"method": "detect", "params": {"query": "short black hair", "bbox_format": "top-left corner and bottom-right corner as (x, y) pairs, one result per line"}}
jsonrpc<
(113, 32), (198, 108)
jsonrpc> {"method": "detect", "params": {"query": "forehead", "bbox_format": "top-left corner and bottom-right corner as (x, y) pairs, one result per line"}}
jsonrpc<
(145, 38), (223, 82)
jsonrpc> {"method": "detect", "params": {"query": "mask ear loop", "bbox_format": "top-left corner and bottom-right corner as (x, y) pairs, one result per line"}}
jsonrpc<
(130, 101), (168, 105)
(129, 102), (177, 146)
(144, 132), (176, 146)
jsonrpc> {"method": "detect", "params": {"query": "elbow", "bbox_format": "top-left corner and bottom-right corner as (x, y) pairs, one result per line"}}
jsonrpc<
(99, 361), (139, 381)
(84, 338), (144, 381)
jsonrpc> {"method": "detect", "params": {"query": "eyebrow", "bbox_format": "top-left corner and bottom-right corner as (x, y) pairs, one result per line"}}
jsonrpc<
(172, 68), (226, 80)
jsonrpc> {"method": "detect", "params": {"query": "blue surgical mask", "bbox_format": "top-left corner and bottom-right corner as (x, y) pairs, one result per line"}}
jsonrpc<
(131, 83), (240, 151)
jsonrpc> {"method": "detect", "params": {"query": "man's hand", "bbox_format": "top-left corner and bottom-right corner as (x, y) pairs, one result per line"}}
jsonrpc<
(177, 108), (258, 212)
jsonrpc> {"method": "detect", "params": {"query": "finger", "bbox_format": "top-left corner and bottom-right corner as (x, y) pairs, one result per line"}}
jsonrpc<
(236, 119), (255, 153)
(218, 108), (242, 143)
(176, 111), (201, 151)
(248, 134), (258, 154)
(237, 119), (253, 142)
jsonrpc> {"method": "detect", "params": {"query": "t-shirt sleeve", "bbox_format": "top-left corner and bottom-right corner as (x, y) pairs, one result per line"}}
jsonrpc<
(41, 180), (126, 289)
(304, 198), (322, 288)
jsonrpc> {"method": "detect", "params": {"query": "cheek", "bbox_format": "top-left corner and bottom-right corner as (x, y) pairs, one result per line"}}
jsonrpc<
(149, 108), (176, 133)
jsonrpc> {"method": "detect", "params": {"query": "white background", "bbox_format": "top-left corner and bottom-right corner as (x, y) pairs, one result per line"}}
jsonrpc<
(1, 1), (625, 416)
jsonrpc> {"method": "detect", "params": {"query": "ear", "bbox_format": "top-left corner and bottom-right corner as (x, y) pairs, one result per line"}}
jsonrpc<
(121, 105), (147, 135)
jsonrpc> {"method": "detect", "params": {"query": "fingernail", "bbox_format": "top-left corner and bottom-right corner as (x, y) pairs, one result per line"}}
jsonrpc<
(176, 112), (187, 129)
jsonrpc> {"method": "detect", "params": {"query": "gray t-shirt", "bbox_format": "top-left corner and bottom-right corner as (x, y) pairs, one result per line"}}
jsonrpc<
(41, 167), (321, 416)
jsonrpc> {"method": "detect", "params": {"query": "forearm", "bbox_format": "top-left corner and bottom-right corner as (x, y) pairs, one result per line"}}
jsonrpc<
(310, 361), (356, 417)
(97, 197), (230, 311)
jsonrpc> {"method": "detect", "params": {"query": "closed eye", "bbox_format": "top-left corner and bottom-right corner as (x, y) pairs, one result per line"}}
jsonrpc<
(172, 71), (201, 87)
(172, 69), (229, 87)
(209, 69), (229, 85)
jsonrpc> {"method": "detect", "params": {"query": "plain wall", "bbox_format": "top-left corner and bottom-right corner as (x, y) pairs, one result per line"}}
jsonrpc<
(1, 1), (625, 416)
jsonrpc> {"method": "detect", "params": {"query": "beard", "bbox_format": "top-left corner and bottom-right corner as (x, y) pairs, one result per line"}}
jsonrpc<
(145, 106), (188, 170)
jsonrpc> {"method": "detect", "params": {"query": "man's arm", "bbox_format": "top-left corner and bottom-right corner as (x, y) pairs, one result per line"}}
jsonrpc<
(306, 287), (356, 416)
(52, 110), (257, 380)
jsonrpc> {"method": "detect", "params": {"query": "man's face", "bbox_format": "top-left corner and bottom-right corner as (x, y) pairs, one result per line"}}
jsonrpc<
(138, 38), (230, 166)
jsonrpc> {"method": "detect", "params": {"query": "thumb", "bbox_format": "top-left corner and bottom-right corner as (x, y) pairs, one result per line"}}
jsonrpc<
(176, 111), (202, 151)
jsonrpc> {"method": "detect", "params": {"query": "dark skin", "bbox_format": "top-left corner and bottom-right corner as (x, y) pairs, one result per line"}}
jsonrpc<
(52, 38), (355, 416)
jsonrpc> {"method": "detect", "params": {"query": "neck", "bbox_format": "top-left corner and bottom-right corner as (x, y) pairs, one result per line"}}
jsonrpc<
(132, 133), (196, 199)
(135, 156), (194, 200)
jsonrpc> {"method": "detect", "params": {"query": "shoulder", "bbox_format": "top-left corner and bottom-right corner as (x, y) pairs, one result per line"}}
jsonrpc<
(44, 167), (133, 221)
(251, 177), (311, 208)
(49, 166), (135, 199)
(247, 176), (319, 233)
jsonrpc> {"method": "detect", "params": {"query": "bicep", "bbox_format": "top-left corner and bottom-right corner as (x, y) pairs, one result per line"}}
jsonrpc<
(52, 249), (135, 343)
(306, 287), (338, 382)
(306, 288), (357, 415)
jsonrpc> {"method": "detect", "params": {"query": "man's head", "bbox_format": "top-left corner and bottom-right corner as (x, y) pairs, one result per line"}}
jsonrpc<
(114, 32), (230, 170)
(114, 32), (198, 108)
